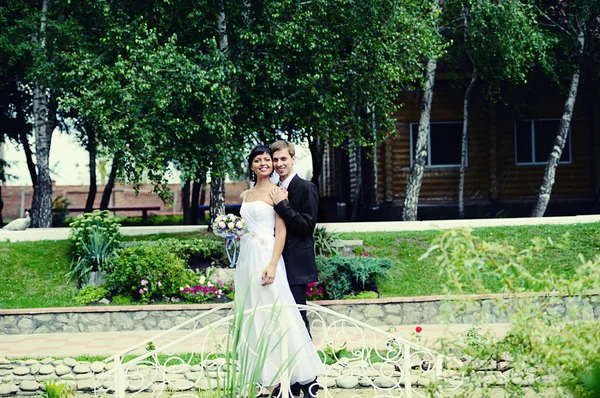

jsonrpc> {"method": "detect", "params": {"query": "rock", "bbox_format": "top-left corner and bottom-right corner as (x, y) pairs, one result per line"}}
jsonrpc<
(0, 383), (18, 395)
(166, 379), (195, 391)
(374, 376), (398, 388)
(198, 378), (218, 390)
(35, 374), (57, 382)
(72, 364), (91, 374)
(90, 362), (105, 373)
(38, 365), (54, 375)
(29, 364), (41, 375)
(13, 367), (29, 376)
(77, 378), (102, 391)
(190, 365), (203, 372)
(24, 360), (38, 366)
(0, 358), (10, 365)
(359, 376), (373, 387)
(64, 358), (77, 367)
(54, 365), (72, 376)
(75, 373), (93, 380)
(39, 358), (54, 365)
(18, 380), (40, 391)
(336, 375), (359, 389)
(52, 360), (64, 366)
(17, 317), (34, 332)
(99, 298), (110, 305)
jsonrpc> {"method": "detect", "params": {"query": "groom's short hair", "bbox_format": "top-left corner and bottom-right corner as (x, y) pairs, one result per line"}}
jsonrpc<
(271, 140), (296, 157)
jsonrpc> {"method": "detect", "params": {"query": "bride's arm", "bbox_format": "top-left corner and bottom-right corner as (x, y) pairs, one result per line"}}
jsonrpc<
(262, 213), (287, 286)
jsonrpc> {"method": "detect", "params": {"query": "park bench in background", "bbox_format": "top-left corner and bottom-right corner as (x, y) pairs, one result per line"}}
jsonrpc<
(198, 204), (242, 216)
(69, 206), (161, 221)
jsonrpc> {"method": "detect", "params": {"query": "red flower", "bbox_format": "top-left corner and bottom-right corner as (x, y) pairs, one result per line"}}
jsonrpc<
(415, 326), (422, 333)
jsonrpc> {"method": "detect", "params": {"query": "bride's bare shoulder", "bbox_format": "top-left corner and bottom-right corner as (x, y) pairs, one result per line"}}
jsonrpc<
(239, 189), (249, 200)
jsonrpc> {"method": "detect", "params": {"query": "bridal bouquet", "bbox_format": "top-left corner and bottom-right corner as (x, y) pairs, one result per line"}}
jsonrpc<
(212, 214), (247, 239)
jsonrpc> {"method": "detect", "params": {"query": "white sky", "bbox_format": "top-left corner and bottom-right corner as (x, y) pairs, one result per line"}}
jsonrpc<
(1, 129), (313, 186)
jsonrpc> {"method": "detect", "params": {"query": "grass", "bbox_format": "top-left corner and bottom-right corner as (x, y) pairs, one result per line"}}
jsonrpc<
(340, 222), (600, 298)
(0, 240), (79, 309)
(1, 222), (599, 309)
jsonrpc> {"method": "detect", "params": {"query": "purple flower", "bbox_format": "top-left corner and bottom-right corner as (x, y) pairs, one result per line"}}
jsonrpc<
(157, 281), (162, 287)
(139, 288), (144, 294)
(141, 279), (148, 286)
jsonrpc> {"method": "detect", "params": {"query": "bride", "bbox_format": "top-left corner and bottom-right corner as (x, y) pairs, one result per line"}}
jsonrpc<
(234, 144), (323, 397)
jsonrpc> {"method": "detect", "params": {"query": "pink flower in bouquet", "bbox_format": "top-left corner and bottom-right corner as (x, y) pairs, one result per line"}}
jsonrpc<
(236, 221), (244, 229)
(227, 222), (234, 229)
(219, 221), (226, 229)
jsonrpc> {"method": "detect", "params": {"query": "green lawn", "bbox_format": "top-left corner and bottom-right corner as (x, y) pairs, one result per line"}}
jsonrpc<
(1, 223), (599, 309)
(341, 222), (600, 298)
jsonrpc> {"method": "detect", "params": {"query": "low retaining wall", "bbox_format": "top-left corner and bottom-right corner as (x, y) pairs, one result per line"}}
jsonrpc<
(1, 292), (599, 335)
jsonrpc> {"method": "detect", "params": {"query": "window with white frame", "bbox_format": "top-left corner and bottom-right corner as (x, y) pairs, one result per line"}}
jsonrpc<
(514, 119), (571, 165)
(410, 122), (465, 168)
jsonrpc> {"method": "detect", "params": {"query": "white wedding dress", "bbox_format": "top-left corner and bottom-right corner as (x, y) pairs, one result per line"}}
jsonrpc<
(235, 198), (324, 387)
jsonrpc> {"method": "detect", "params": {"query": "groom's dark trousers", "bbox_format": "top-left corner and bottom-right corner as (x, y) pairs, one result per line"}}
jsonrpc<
(274, 174), (320, 396)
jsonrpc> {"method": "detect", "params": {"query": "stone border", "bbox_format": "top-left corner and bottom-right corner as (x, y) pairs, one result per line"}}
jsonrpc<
(2, 291), (598, 335)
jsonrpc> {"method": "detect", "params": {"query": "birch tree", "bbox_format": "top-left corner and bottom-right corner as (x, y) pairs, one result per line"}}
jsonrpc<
(531, 0), (599, 217)
(450, 0), (549, 218)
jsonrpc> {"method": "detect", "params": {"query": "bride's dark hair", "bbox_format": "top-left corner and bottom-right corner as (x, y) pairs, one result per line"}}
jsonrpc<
(247, 145), (273, 183)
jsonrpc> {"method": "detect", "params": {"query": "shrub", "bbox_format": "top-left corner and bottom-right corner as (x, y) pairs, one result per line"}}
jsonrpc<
(345, 291), (378, 300)
(306, 282), (324, 300)
(316, 255), (391, 300)
(75, 285), (110, 305)
(121, 238), (225, 264)
(313, 226), (341, 257)
(67, 229), (118, 284)
(423, 228), (600, 397)
(180, 275), (235, 304)
(69, 210), (121, 259)
(108, 242), (196, 304)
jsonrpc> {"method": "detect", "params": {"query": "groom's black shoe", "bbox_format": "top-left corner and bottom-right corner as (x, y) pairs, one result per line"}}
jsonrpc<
(300, 378), (319, 397)
(271, 384), (301, 398)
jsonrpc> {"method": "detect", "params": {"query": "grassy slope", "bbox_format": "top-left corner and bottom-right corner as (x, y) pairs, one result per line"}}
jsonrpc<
(0, 240), (79, 309)
(1, 223), (598, 308)
(341, 223), (600, 298)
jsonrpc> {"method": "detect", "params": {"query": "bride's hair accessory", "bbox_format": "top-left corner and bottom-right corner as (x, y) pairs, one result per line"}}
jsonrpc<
(212, 214), (247, 239)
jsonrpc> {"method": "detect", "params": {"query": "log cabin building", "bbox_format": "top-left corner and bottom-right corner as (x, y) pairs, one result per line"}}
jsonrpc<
(318, 76), (600, 221)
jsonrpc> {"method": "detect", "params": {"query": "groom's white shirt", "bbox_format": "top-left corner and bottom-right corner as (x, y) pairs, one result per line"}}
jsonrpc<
(280, 171), (297, 190)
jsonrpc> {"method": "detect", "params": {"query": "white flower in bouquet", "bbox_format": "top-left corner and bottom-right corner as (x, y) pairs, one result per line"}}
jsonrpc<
(212, 214), (247, 238)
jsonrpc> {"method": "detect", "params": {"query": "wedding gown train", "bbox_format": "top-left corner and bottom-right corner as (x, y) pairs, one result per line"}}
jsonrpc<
(234, 198), (324, 387)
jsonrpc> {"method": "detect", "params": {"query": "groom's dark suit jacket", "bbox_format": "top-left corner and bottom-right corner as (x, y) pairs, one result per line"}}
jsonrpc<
(274, 174), (319, 285)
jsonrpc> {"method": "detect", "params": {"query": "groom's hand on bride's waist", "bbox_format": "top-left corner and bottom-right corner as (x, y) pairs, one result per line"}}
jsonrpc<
(269, 187), (288, 205)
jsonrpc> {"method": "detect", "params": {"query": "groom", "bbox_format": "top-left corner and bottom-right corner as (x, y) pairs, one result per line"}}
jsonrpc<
(269, 140), (319, 397)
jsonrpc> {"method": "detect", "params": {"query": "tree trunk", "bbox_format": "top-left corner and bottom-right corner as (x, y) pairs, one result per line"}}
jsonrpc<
(17, 108), (37, 186)
(308, 135), (324, 189)
(182, 180), (191, 224)
(531, 27), (584, 217)
(190, 178), (202, 225)
(30, 0), (53, 228)
(207, 2), (228, 232)
(0, 183), (4, 227)
(209, 177), (226, 231)
(100, 151), (120, 210)
(350, 144), (362, 221)
(85, 125), (97, 213)
(458, 67), (477, 219)
(402, 58), (437, 221)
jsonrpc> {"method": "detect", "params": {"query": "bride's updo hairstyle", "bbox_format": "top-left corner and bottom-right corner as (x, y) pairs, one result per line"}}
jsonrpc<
(247, 144), (273, 183)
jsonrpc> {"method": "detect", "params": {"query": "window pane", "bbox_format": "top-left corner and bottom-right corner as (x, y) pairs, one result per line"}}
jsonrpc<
(534, 120), (560, 163)
(429, 123), (462, 166)
(515, 121), (532, 163)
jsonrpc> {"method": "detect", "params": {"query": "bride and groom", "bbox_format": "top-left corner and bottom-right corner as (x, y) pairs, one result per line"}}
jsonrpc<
(235, 140), (322, 397)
